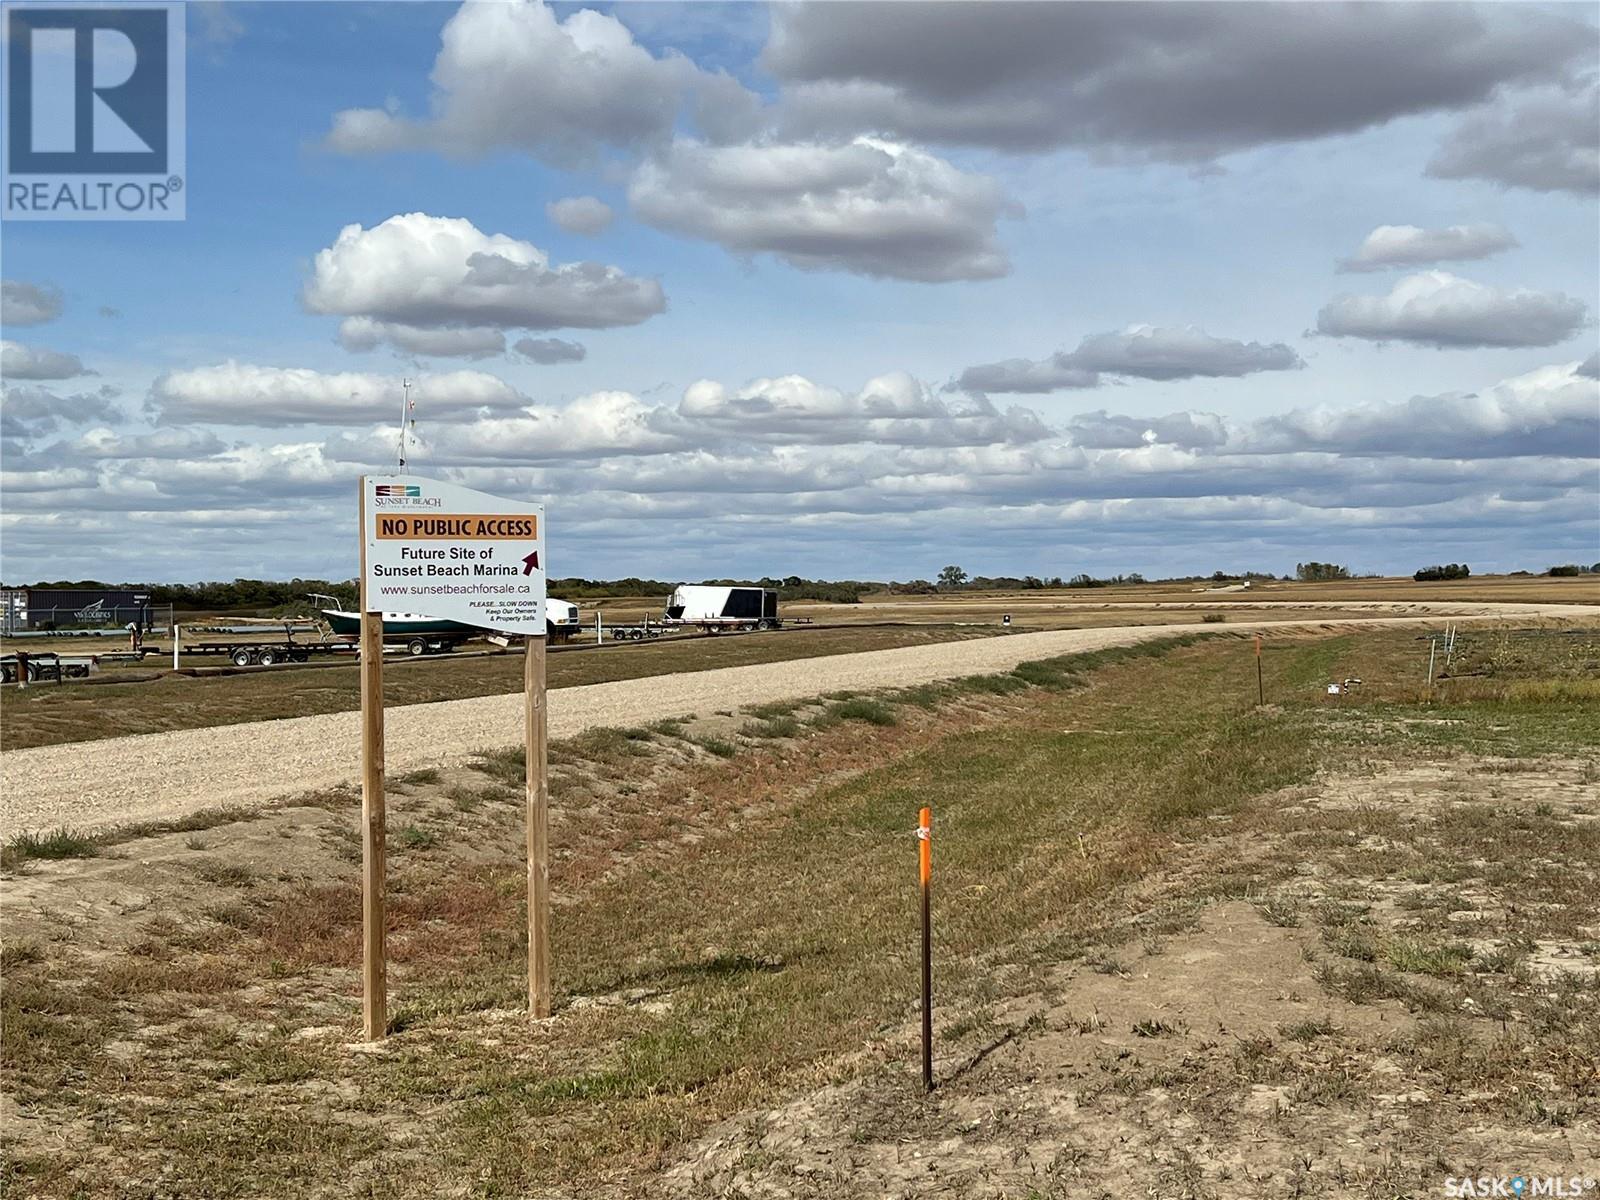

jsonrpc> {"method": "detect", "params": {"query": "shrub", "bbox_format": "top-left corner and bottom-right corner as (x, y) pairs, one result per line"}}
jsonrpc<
(826, 697), (898, 726)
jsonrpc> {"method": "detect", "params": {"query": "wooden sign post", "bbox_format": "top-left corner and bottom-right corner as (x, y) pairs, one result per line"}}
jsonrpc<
(357, 483), (387, 1041)
(360, 606), (387, 1041)
(525, 635), (550, 1017)
(358, 475), (549, 1039)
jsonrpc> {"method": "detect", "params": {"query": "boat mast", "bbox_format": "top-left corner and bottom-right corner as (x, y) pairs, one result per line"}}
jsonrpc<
(396, 378), (414, 469)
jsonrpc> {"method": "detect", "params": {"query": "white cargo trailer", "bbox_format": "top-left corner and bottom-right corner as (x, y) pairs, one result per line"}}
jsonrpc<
(663, 585), (779, 632)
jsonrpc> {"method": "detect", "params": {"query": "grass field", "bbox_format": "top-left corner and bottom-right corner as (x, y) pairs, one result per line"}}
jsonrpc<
(778, 572), (1598, 624)
(0, 624), (1006, 751)
(10, 576), (1592, 753)
(4, 624), (1596, 1196)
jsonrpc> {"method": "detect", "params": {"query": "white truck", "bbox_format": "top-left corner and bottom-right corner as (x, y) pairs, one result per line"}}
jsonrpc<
(547, 598), (581, 642)
(662, 585), (779, 633)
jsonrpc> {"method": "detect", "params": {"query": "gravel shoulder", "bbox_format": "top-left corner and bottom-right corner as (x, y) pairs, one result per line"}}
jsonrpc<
(2, 605), (1591, 836)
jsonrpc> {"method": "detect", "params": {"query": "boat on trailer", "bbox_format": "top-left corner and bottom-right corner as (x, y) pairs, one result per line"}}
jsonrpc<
(313, 596), (581, 652)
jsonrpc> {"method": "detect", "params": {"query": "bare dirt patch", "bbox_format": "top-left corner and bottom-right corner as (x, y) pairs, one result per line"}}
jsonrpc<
(658, 754), (1600, 1200)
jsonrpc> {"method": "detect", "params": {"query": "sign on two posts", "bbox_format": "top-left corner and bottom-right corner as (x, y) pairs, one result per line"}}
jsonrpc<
(357, 474), (551, 1040)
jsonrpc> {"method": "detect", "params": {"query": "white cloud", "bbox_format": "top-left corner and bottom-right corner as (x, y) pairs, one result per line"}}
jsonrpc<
(765, 2), (1593, 161)
(0, 382), (120, 438)
(1250, 360), (1600, 458)
(513, 337), (586, 365)
(959, 326), (1304, 394)
(303, 212), (666, 336)
(148, 362), (531, 425)
(1315, 271), (1589, 348)
(629, 137), (1012, 281)
(546, 196), (614, 236)
(324, 0), (712, 163)
(1428, 81), (1600, 195)
(1065, 410), (1231, 451)
(337, 317), (507, 360)
(1, 280), (63, 326)
(1339, 223), (1518, 272)
(1, 339), (91, 381)
(679, 371), (1052, 445)
(63, 426), (228, 460)
(345, 390), (694, 464)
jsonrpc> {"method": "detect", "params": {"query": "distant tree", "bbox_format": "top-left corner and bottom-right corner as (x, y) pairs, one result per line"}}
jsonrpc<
(1548, 564), (1584, 576)
(1295, 562), (1351, 582)
(1413, 563), (1471, 581)
(937, 565), (968, 590)
(1067, 573), (1104, 589)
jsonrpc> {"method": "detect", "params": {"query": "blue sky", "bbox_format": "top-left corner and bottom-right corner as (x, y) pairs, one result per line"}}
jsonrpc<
(3, 0), (1598, 585)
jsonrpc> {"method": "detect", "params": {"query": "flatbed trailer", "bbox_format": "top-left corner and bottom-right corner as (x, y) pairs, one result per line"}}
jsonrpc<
(607, 621), (668, 641)
(179, 639), (356, 667)
(0, 651), (94, 684)
(178, 618), (478, 664)
(171, 622), (358, 667)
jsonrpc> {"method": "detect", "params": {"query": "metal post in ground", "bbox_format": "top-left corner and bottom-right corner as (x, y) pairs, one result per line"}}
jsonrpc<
(1425, 637), (1438, 700)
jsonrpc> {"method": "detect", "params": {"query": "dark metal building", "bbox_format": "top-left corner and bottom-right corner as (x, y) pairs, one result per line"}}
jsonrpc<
(2, 588), (157, 632)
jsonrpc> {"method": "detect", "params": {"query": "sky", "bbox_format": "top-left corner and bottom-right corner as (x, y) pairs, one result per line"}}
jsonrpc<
(2, 0), (1598, 586)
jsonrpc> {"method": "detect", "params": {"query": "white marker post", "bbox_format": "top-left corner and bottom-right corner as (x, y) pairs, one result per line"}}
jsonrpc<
(359, 475), (549, 1034)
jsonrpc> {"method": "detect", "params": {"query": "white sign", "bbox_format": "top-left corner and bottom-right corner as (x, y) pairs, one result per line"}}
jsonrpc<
(360, 474), (546, 636)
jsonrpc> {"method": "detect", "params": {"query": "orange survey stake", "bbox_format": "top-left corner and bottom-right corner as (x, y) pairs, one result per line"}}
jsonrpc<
(917, 804), (933, 1091)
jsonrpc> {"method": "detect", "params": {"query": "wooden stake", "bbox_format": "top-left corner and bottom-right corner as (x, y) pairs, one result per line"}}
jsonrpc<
(357, 477), (387, 1042)
(360, 609), (386, 1041)
(526, 634), (551, 1017)
(918, 805), (933, 1092)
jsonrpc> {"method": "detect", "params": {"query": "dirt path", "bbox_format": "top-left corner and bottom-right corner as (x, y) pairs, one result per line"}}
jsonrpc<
(1, 604), (1590, 835)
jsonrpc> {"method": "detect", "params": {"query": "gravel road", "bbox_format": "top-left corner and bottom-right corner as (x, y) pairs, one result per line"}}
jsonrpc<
(2, 604), (1590, 836)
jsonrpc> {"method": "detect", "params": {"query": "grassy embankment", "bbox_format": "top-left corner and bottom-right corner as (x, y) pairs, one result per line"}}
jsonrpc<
(2, 623), (1596, 1196)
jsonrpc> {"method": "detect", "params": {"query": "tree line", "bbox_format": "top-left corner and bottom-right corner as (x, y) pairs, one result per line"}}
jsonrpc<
(8, 560), (1588, 613)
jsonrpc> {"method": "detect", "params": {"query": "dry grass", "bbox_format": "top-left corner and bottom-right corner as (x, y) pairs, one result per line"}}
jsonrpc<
(3, 626), (1596, 1197)
(1, 625), (1005, 751)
